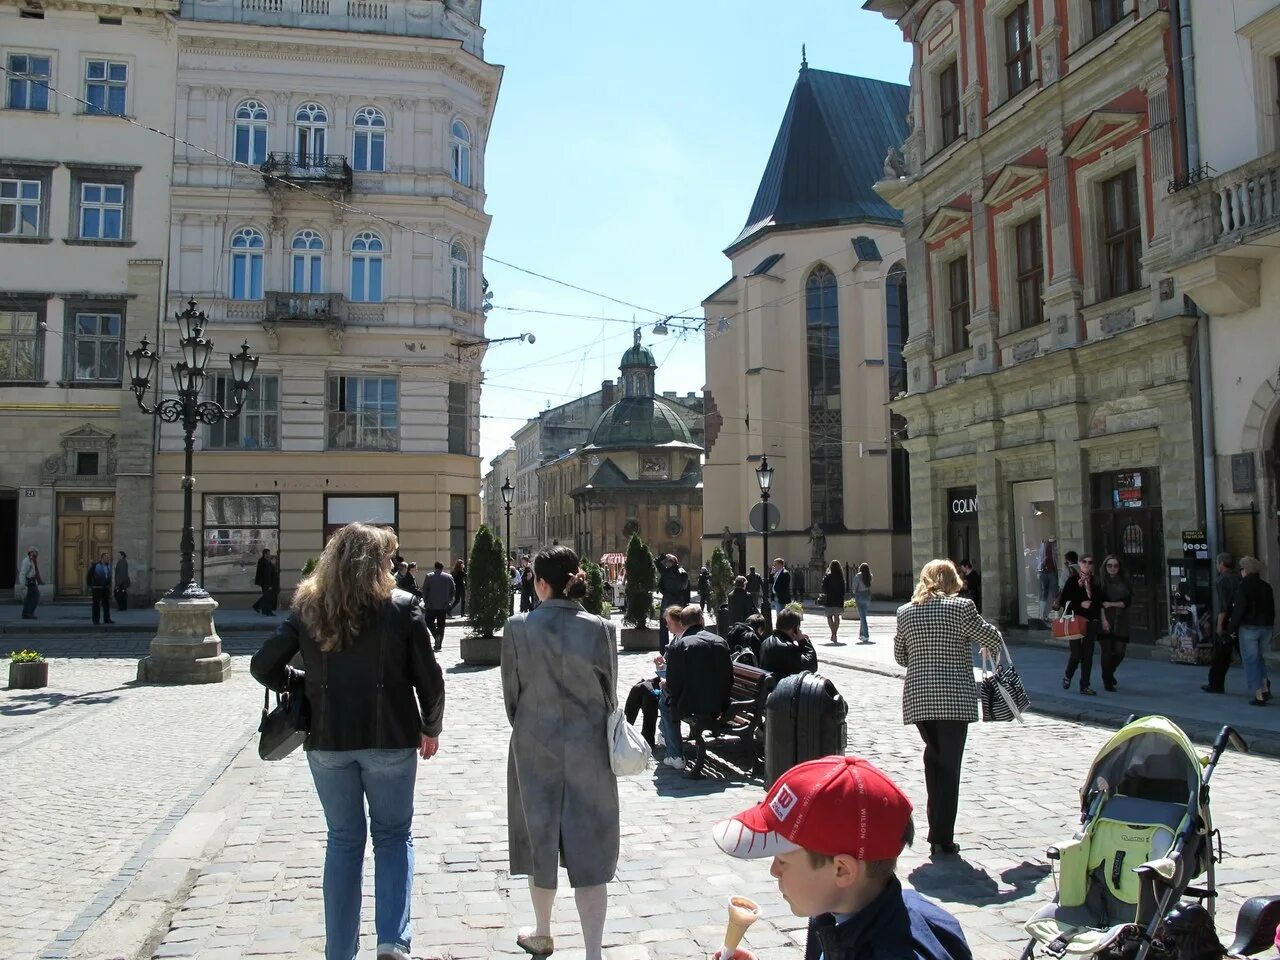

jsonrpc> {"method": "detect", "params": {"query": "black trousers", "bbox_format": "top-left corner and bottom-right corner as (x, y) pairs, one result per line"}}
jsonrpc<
(91, 587), (113, 624)
(253, 586), (278, 614)
(114, 587), (128, 611)
(1100, 633), (1127, 688)
(623, 680), (659, 748)
(452, 584), (465, 616)
(916, 720), (968, 846)
(1065, 621), (1100, 689)
(1206, 634), (1237, 692)
(425, 609), (447, 648)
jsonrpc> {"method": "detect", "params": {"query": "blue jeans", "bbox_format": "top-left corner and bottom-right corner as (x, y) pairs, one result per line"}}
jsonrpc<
(308, 748), (418, 960)
(658, 691), (683, 761)
(856, 595), (871, 640)
(1237, 625), (1272, 695)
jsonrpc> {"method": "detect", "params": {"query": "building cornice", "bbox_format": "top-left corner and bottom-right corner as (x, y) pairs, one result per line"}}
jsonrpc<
(13, 0), (179, 13)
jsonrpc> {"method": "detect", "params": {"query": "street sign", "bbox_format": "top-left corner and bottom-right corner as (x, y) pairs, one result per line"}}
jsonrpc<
(749, 502), (781, 533)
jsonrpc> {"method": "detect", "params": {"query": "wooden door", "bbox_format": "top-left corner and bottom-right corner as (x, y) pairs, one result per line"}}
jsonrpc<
(57, 516), (113, 597)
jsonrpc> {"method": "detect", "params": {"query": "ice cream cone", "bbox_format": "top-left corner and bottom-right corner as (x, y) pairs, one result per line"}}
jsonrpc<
(719, 896), (760, 957)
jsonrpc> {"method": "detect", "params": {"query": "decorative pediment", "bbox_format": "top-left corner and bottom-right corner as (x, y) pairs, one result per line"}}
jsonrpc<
(983, 164), (1046, 208)
(41, 424), (117, 486)
(922, 205), (971, 243)
(1063, 111), (1142, 160)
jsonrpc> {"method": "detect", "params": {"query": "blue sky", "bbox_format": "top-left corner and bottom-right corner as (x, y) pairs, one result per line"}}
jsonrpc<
(477, 0), (911, 469)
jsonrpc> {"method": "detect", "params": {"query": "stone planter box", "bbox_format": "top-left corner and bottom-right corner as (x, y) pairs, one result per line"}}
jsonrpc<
(620, 628), (659, 651)
(9, 660), (48, 689)
(841, 609), (860, 621)
(460, 634), (501, 666)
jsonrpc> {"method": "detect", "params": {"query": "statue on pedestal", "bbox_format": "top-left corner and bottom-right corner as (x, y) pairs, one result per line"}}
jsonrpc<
(720, 525), (739, 572)
(807, 522), (827, 569)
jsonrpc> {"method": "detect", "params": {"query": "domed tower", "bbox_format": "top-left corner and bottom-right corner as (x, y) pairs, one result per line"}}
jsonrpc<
(619, 328), (657, 398)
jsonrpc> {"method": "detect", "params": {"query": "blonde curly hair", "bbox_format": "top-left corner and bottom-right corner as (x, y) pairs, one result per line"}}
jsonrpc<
(910, 558), (964, 605)
(292, 522), (398, 652)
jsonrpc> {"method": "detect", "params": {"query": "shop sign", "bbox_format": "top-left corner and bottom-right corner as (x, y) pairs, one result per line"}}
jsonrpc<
(948, 491), (979, 518)
(1113, 471), (1144, 509)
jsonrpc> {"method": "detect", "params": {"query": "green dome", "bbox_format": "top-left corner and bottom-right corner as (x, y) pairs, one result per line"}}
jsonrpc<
(585, 396), (695, 450)
(620, 342), (656, 369)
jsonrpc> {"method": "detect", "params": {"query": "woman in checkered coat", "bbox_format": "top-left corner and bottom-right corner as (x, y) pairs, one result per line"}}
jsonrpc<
(894, 559), (1003, 857)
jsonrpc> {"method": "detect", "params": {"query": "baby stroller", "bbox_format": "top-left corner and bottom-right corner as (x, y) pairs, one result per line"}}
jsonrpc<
(1021, 716), (1278, 960)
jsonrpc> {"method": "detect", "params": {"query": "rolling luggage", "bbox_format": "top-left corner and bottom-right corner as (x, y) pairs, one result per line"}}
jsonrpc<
(764, 671), (847, 786)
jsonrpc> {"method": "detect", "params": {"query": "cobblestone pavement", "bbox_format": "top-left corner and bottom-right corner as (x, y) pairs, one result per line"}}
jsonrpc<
(3, 624), (1280, 960)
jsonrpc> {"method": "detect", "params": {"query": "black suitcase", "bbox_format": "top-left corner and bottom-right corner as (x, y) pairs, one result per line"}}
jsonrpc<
(764, 671), (847, 786)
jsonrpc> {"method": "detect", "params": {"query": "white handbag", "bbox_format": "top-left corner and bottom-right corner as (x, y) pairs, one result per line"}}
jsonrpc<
(607, 706), (650, 776)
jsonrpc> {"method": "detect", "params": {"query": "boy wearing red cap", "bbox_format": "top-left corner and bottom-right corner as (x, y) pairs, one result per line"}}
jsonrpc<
(711, 755), (972, 960)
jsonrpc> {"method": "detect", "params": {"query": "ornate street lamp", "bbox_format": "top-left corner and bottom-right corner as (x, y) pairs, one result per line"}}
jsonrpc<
(501, 476), (514, 613)
(756, 455), (775, 632)
(129, 299), (260, 684)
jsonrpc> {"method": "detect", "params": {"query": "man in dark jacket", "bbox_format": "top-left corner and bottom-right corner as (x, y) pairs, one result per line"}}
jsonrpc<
(958, 560), (982, 613)
(698, 566), (712, 610)
(727, 575), (759, 626)
(1228, 556), (1275, 706)
(1204, 552), (1241, 694)
(253, 548), (279, 616)
(659, 604), (732, 772)
(86, 551), (114, 625)
(760, 608), (818, 681)
(745, 566), (764, 610)
(421, 561), (455, 652)
(656, 554), (692, 654)
(771, 558), (792, 612)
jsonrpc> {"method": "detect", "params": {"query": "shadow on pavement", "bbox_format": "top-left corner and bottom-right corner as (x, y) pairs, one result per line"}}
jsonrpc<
(445, 663), (496, 674)
(0, 683), (135, 716)
(907, 858), (1050, 906)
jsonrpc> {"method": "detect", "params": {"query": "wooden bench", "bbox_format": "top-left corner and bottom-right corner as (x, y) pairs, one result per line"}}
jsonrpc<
(684, 662), (771, 779)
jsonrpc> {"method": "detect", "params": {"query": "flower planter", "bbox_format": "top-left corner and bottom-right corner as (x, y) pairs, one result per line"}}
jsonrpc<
(9, 660), (48, 690)
(460, 634), (501, 667)
(841, 609), (860, 621)
(620, 628), (660, 651)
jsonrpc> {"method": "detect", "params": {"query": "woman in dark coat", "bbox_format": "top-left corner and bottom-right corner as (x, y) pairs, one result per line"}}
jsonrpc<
(501, 545), (618, 960)
(821, 560), (846, 645)
(251, 522), (445, 960)
(450, 558), (467, 615)
(894, 558), (1003, 856)
(1055, 553), (1103, 695)
(1098, 554), (1132, 692)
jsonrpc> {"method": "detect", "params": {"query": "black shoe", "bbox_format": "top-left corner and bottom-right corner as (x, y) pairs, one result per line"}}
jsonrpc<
(1249, 698), (1268, 707)
(434, 645), (442, 652)
(930, 842), (960, 857)
(1104, 684), (1117, 692)
(1062, 677), (1070, 690)
(1201, 684), (1224, 694)
(104, 619), (114, 624)
(1080, 687), (1097, 696)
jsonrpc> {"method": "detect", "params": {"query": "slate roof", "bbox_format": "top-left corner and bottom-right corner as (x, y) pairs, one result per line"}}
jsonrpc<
(731, 68), (910, 252)
(578, 457), (702, 492)
(582, 396), (699, 452)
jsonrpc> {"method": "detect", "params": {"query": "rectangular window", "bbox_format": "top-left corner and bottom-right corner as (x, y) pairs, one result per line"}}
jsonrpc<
(938, 61), (961, 147)
(449, 494), (468, 565)
(324, 494), (397, 540)
(1005, 2), (1033, 96)
(1101, 168), (1142, 299)
(947, 256), (970, 352)
(202, 494), (280, 594)
(327, 375), (398, 450)
(78, 182), (125, 240)
(1015, 217), (1044, 329)
(231, 250), (264, 300)
(76, 452), (99, 476)
(84, 59), (127, 116)
(0, 179), (42, 237)
(0, 309), (42, 381)
(205, 373), (280, 450)
(69, 311), (122, 382)
(7, 54), (51, 111)
(1091, 0), (1126, 37)
(351, 256), (383, 303)
(448, 381), (468, 455)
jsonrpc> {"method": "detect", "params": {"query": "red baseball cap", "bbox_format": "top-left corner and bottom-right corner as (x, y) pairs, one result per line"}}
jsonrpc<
(712, 755), (913, 861)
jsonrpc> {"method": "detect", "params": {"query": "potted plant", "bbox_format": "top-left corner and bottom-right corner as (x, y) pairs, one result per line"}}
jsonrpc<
(622, 534), (659, 650)
(9, 649), (47, 690)
(581, 558), (606, 616)
(842, 598), (860, 621)
(785, 601), (805, 616)
(461, 525), (508, 666)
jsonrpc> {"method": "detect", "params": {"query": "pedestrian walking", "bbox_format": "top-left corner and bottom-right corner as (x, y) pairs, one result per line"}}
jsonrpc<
(250, 522), (445, 960)
(1204, 552), (1241, 694)
(18, 546), (42, 619)
(821, 560), (846, 645)
(726, 575), (758, 626)
(519, 558), (536, 613)
(745, 565), (764, 611)
(655, 554), (691, 654)
(394, 561), (416, 596)
(697, 565), (711, 611)
(1098, 554), (1132, 692)
(1229, 556), (1275, 707)
(421, 561), (455, 652)
(1056, 554), (1102, 695)
(958, 559), (982, 613)
(893, 559), (1003, 857)
(854, 562), (874, 644)
(500, 545), (618, 960)
(113, 551), (131, 611)
(770, 557), (792, 613)
(451, 558), (467, 616)
(252, 548), (279, 615)
(86, 551), (114, 625)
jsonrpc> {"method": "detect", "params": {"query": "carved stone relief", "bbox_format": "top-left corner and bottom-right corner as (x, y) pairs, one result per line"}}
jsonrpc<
(1100, 308), (1136, 336)
(41, 425), (118, 486)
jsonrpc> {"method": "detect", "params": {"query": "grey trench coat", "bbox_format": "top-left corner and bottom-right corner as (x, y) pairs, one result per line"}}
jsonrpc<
(501, 598), (620, 888)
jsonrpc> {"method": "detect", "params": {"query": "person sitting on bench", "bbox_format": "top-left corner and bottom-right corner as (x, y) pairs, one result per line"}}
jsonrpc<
(760, 608), (818, 681)
(658, 604), (733, 772)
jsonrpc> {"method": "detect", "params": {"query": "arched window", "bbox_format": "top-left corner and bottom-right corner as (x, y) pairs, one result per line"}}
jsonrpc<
(806, 264), (843, 527)
(450, 241), (469, 310)
(295, 102), (328, 165)
(886, 262), (909, 400)
(234, 99), (269, 166)
(291, 229), (324, 294)
(352, 106), (386, 172)
(230, 227), (265, 301)
(350, 230), (383, 303)
(451, 119), (472, 186)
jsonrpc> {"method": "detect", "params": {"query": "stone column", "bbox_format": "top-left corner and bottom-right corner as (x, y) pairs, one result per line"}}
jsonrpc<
(971, 419), (1006, 620)
(967, 190), (998, 374)
(1150, 380), (1200, 559)
(902, 220), (934, 395)
(1047, 406), (1089, 555)
(903, 429), (942, 577)
(1043, 134), (1083, 349)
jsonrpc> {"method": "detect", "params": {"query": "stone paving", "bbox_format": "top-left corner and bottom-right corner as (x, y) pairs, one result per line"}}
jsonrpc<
(2, 622), (1280, 960)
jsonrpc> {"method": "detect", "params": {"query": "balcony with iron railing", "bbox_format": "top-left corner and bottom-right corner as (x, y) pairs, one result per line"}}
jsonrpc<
(260, 153), (353, 191)
(264, 292), (343, 323)
(178, 0), (485, 44)
(1167, 150), (1280, 316)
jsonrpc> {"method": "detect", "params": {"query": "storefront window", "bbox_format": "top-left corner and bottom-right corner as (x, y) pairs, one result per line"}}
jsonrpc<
(1011, 479), (1057, 625)
(945, 486), (980, 570)
(324, 494), (397, 541)
(202, 494), (279, 594)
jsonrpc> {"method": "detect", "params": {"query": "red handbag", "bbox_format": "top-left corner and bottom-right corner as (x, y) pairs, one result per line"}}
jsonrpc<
(1052, 604), (1087, 642)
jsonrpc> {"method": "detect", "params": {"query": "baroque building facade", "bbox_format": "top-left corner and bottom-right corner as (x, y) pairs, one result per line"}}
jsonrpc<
(702, 64), (914, 597)
(868, 0), (1196, 641)
(161, 0), (500, 598)
(1, 0), (176, 601)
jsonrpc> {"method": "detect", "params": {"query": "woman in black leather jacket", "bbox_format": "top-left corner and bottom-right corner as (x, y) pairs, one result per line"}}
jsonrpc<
(251, 522), (445, 960)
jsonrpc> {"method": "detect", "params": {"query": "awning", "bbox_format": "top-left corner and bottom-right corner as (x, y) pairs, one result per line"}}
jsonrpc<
(600, 553), (626, 565)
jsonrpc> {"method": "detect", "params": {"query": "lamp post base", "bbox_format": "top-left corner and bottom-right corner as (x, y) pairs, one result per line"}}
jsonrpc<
(137, 594), (231, 684)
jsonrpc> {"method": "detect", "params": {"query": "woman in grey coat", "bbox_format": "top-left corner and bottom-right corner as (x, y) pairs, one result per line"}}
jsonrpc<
(501, 545), (618, 960)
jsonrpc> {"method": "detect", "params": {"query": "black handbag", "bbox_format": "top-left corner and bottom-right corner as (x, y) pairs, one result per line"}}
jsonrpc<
(258, 676), (310, 761)
(979, 645), (1031, 723)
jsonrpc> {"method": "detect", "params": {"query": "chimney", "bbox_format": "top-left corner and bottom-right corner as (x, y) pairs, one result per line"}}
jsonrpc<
(601, 380), (615, 408)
